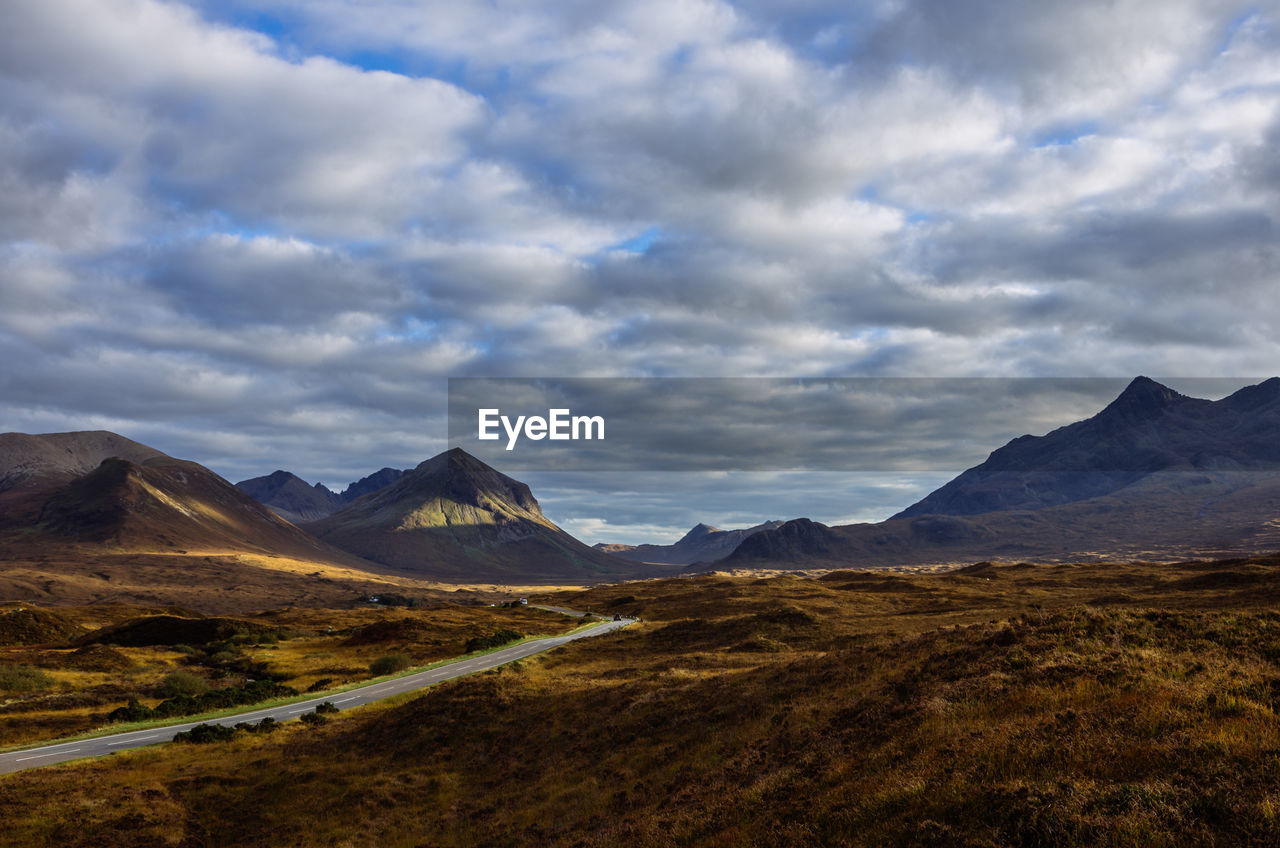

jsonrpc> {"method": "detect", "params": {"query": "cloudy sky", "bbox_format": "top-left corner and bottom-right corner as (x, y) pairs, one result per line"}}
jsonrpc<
(2, 0), (1279, 543)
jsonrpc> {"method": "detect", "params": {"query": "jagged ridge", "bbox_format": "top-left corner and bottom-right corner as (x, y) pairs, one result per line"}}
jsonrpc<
(596, 520), (787, 565)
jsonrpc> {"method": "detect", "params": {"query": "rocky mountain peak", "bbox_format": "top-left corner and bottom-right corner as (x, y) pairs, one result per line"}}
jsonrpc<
(1097, 376), (1186, 420)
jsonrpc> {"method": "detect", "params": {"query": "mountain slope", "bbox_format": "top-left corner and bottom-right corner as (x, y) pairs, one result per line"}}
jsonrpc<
(595, 520), (786, 565)
(34, 456), (347, 559)
(0, 431), (168, 494)
(0, 431), (171, 531)
(305, 449), (646, 583)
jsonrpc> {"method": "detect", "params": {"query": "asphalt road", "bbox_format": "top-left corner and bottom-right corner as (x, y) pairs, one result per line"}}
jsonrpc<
(530, 604), (587, 616)
(0, 615), (633, 775)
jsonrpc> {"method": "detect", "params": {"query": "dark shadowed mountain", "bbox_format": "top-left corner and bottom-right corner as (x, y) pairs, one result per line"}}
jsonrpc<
(595, 520), (786, 565)
(235, 470), (342, 524)
(340, 468), (407, 502)
(708, 377), (1280, 572)
(305, 448), (649, 584)
(894, 376), (1280, 517)
(720, 518), (840, 562)
(236, 467), (408, 523)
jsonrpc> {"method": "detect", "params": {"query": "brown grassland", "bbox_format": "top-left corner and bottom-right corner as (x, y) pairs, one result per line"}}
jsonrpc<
(0, 602), (576, 748)
(4, 555), (1280, 846)
(0, 543), (592, 614)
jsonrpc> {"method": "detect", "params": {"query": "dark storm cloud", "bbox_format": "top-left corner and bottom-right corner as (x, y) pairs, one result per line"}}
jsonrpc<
(2, 0), (1279, 540)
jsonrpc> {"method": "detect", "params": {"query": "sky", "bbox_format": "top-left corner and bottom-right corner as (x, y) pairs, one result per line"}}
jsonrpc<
(2, 0), (1279, 544)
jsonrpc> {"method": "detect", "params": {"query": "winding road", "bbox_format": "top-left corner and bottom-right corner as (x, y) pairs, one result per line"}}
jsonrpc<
(0, 614), (633, 775)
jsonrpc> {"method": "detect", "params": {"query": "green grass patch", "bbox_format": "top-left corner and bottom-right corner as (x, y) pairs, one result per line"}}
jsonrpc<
(0, 665), (54, 693)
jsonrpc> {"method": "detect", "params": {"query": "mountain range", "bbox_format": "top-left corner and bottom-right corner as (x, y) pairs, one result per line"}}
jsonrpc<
(235, 468), (407, 523)
(713, 376), (1280, 570)
(4, 376), (1280, 606)
(594, 520), (786, 565)
(0, 434), (653, 609)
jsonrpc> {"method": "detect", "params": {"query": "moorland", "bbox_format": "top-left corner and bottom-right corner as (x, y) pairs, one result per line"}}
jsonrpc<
(5, 554), (1280, 846)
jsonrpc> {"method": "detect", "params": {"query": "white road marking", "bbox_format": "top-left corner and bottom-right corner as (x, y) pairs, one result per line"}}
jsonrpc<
(15, 748), (79, 762)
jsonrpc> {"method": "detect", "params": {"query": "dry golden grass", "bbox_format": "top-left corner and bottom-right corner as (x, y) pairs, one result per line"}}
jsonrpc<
(0, 544), (607, 617)
(0, 602), (577, 748)
(4, 555), (1280, 845)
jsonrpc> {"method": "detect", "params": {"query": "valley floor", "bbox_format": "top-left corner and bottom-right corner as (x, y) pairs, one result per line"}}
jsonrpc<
(5, 555), (1280, 846)
(0, 601), (579, 748)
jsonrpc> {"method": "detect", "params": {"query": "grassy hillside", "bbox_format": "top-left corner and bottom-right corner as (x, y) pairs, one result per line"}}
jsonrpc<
(4, 557), (1280, 845)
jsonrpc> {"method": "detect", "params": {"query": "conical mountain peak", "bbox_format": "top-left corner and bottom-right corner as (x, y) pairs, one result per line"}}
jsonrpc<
(677, 523), (722, 544)
(399, 448), (541, 514)
(305, 448), (640, 582)
(1101, 376), (1185, 417)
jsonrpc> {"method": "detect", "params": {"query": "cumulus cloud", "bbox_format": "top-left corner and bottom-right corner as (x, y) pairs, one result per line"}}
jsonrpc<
(1, 0), (1278, 539)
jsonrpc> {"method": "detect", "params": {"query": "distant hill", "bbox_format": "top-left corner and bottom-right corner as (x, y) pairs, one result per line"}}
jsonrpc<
(595, 520), (786, 565)
(710, 377), (1280, 572)
(235, 471), (342, 524)
(235, 467), (407, 523)
(306, 448), (649, 584)
(339, 468), (406, 502)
